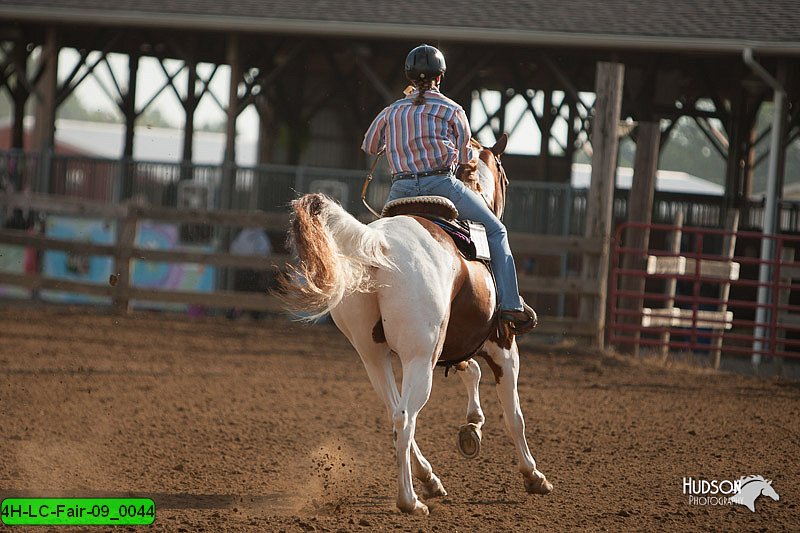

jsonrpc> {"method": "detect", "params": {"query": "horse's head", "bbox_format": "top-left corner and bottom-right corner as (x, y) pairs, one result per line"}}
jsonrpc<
(456, 133), (509, 219)
(761, 479), (780, 501)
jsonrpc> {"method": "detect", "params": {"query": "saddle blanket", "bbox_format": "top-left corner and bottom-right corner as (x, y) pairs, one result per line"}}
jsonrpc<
(427, 217), (491, 262)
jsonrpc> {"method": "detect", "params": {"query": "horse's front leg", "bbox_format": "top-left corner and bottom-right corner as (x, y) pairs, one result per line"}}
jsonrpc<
(482, 338), (553, 495)
(455, 358), (485, 459)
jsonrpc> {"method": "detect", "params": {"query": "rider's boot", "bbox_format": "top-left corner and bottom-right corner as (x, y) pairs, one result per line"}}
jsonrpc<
(500, 300), (538, 335)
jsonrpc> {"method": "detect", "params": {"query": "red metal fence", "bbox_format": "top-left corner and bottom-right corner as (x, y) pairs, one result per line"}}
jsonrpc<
(608, 220), (800, 362)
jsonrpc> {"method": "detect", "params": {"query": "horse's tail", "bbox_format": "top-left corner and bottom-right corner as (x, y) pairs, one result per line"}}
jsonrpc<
(279, 192), (393, 320)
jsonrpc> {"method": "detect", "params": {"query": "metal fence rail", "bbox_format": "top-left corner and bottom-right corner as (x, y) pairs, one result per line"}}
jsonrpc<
(3, 149), (800, 234)
(608, 221), (800, 361)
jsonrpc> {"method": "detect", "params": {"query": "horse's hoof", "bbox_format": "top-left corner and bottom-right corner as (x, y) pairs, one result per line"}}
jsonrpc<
(524, 474), (553, 495)
(457, 423), (482, 459)
(421, 475), (447, 500)
(399, 499), (429, 515)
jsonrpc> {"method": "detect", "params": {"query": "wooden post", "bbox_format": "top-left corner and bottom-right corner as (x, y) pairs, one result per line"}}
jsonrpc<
(619, 121), (661, 355)
(33, 27), (58, 194)
(113, 204), (137, 314)
(710, 211), (739, 369)
(660, 211), (684, 358)
(221, 33), (240, 211)
(119, 51), (139, 201)
(181, 54), (197, 180)
(11, 39), (28, 150)
(580, 61), (625, 348)
(256, 93), (273, 165)
(219, 34), (240, 292)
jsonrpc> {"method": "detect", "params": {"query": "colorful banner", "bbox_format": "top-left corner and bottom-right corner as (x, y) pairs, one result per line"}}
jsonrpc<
(39, 217), (216, 309)
(41, 216), (115, 304)
(131, 221), (215, 311)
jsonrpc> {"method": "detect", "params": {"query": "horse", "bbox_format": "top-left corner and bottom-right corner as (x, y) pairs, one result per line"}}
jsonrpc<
(730, 475), (780, 512)
(281, 133), (552, 515)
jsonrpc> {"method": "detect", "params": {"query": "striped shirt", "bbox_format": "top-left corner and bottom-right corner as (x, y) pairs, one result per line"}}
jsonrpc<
(361, 88), (473, 175)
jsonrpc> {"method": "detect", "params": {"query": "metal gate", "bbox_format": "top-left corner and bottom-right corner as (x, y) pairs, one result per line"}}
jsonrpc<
(608, 219), (800, 364)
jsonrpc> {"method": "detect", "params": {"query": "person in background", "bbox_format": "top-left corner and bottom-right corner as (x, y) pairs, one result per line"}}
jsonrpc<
(228, 227), (273, 319)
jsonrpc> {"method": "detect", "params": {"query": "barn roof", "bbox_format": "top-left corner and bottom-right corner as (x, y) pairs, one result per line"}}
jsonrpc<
(1, 0), (799, 55)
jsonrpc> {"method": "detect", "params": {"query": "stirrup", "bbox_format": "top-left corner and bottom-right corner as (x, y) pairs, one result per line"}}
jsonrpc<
(500, 302), (538, 335)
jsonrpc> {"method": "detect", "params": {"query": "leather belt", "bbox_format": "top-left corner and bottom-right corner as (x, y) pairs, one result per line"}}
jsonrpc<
(392, 166), (452, 182)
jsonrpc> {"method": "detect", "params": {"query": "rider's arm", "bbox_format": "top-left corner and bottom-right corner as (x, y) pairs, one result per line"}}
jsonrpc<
(452, 106), (474, 165)
(362, 107), (388, 155)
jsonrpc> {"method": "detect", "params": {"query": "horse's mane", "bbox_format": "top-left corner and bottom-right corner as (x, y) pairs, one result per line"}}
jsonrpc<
(455, 138), (485, 193)
(739, 475), (767, 485)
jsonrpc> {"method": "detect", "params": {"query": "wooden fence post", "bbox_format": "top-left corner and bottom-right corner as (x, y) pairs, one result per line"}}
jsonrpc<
(580, 61), (625, 348)
(113, 204), (137, 314)
(619, 121), (661, 355)
(710, 210), (739, 369)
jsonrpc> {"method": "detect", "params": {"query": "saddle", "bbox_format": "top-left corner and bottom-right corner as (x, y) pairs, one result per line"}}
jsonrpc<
(382, 196), (490, 262)
(382, 195), (500, 374)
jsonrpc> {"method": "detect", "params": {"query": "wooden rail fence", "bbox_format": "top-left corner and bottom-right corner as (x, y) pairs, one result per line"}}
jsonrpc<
(0, 192), (604, 343)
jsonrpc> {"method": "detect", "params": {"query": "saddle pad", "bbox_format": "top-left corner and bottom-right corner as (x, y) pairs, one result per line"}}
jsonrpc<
(426, 218), (490, 263)
(467, 222), (491, 261)
(381, 196), (459, 219)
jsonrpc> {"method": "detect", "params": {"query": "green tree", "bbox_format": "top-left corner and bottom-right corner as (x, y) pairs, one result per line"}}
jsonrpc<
(58, 92), (121, 122)
(658, 117), (726, 185)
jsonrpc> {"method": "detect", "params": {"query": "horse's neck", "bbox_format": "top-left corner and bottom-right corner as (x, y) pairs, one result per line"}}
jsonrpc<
(475, 162), (497, 210)
(458, 158), (499, 216)
(739, 482), (763, 500)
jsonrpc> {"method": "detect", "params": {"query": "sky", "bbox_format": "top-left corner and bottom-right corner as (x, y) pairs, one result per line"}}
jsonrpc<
(60, 49), (260, 142)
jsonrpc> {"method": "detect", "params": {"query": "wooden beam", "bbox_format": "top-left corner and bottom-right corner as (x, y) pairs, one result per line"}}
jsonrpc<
(0, 271), (113, 297)
(11, 39), (28, 150)
(0, 191), (126, 218)
(509, 233), (604, 255)
(580, 61), (625, 348)
(645, 255), (740, 280)
(618, 120), (660, 355)
(221, 32), (240, 211)
(120, 51), (139, 201)
(710, 211), (739, 369)
(33, 26), (57, 194)
(518, 275), (600, 296)
(182, 54), (197, 169)
(641, 307), (733, 330)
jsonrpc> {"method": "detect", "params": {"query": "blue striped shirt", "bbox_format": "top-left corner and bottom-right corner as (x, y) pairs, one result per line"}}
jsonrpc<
(362, 88), (474, 175)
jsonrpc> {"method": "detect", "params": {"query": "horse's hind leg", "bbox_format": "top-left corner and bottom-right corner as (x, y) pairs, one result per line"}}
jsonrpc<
(357, 346), (445, 501)
(393, 356), (436, 515)
(456, 359), (485, 459)
(332, 303), (445, 504)
(482, 338), (553, 495)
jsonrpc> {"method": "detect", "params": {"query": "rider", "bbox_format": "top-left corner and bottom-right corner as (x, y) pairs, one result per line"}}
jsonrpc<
(361, 44), (536, 334)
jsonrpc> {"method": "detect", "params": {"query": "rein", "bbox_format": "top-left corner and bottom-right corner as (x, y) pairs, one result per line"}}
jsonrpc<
(361, 149), (384, 219)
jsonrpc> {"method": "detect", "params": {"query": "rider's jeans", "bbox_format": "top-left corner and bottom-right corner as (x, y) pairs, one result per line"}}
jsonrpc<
(385, 173), (523, 311)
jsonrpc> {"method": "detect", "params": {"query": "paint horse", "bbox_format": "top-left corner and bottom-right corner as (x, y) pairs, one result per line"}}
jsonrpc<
(282, 134), (552, 515)
(730, 475), (780, 512)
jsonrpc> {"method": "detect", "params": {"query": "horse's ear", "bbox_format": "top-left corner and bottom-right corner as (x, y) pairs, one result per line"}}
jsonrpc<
(491, 133), (508, 157)
(767, 480), (773, 485)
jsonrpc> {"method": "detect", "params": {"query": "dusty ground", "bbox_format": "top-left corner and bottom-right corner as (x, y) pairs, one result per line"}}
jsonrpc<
(1, 306), (798, 532)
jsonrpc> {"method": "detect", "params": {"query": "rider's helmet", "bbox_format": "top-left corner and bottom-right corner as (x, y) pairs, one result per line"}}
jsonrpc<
(404, 45), (446, 83)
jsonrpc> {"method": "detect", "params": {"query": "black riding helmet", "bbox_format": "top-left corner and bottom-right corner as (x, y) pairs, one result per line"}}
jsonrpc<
(404, 44), (446, 82)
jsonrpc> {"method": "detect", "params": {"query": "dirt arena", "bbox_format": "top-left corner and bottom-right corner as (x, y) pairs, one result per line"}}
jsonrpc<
(1, 307), (798, 532)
